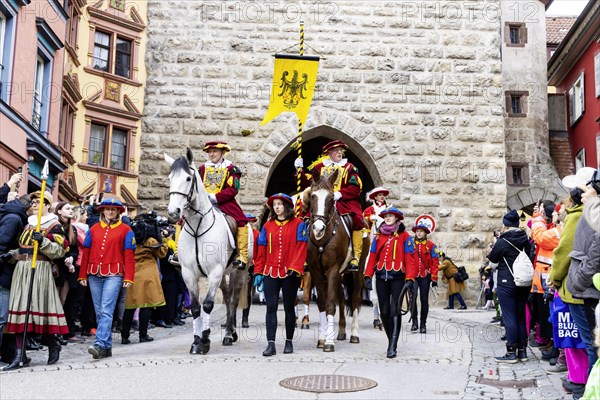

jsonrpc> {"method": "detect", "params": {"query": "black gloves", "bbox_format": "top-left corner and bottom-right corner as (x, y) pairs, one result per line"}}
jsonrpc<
(405, 280), (414, 289)
(431, 281), (438, 288)
(364, 277), (373, 290)
(286, 269), (301, 278)
(0, 253), (13, 263)
(32, 232), (44, 243)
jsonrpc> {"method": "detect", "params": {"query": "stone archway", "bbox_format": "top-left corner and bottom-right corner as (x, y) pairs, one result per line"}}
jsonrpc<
(507, 187), (564, 213)
(264, 125), (382, 208)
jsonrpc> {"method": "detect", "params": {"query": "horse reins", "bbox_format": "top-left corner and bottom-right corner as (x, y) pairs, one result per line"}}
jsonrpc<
(169, 167), (217, 277)
(308, 208), (343, 283)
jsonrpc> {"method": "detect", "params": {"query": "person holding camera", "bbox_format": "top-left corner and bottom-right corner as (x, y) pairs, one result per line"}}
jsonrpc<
(253, 194), (307, 357)
(529, 201), (561, 353)
(364, 207), (414, 358)
(3, 191), (69, 370)
(439, 252), (467, 310)
(487, 209), (532, 364)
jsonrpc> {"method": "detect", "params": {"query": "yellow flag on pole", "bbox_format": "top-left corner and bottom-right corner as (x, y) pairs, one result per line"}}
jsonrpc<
(261, 54), (319, 126)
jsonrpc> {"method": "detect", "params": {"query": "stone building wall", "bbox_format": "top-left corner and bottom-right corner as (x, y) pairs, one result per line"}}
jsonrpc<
(140, 1), (511, 273)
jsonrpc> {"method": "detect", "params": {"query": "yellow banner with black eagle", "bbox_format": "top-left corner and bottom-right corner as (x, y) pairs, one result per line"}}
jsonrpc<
(261, 54), (320, 126)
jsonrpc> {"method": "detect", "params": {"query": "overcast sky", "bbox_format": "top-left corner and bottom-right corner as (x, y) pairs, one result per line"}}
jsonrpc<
(547, 0), (590, 16)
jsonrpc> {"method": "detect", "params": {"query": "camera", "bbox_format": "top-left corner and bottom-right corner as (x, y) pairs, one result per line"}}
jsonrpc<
(588, 170), (600, 194)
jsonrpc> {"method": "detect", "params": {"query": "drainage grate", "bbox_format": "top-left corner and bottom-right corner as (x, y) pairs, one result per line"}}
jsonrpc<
(477, 377), (537, 389)
(279, 375), (378, 393)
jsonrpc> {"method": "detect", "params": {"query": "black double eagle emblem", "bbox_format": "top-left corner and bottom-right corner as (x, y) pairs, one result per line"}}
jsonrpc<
(278, 70), (309, 109)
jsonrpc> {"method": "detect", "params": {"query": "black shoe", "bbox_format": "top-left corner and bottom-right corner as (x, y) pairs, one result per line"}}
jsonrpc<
(283, 340), (293, 354)
(501, 335), (506, 341)
(26, 337), (42, 351)
(173, 319), (185, 326)
(410, 324), (418, 332)
(563, 380), (586, 395)
(154, 320), (173, 329)
(2, 349), (30, 371)
(262, 341), (276, 357)
(458, 305), (467, 310)
(55, 334), (68, 346)
(443, 306), (454, 310)
(346, 261), (359, 273)
(121, 337), (131, 345)
(88, 344), (102, 359)
(233, 259), (247, 271)
(139, 335), (154, 343)
(420, 326), (427, 334)
(47, 344), (61, 365)
(496, 345), (518, 364)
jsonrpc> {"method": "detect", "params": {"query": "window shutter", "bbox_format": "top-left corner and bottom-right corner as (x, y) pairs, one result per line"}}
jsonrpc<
(595, 53), (600, 98)
(568, 87), (575, 125)
(521, 26), (528, 44)
(580, 73), (585, 113)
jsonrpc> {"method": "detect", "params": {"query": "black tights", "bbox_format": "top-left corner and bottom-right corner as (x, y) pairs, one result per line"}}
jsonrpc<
(264, 275), (300, 342)
(376, 278), (405, 320)
(412, 275), (431, 323)
(122, 308), (151, 338)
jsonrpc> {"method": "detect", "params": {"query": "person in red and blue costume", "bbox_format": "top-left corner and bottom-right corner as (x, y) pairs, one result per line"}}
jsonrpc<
(199, 141), (249, 270)
(364, 207), (414, 358)
(253, 193), (307, 357)
(406, 222), (439, 334)
(295, 139), (365, 273)
(79, 198), (135, 360)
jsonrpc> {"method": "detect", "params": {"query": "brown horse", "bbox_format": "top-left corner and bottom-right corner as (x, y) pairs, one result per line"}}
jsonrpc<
(302, 169), (366, 352)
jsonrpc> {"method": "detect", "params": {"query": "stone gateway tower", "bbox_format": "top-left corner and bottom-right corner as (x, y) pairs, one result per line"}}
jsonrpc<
(139, 1), (559, 277)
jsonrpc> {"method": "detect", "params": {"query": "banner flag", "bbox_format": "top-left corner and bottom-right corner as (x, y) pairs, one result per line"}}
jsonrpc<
(261, 54), (320, 126)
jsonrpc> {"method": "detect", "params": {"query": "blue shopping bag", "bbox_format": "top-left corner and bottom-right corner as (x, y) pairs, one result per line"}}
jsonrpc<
(551, 292), (586, 349)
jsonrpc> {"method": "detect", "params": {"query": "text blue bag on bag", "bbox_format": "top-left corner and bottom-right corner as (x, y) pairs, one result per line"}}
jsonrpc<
(550, 292), (585, 349)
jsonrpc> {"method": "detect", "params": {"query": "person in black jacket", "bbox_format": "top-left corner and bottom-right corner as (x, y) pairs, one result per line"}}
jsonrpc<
(0, 195), (31, 359)
(487, 209), (533, 364)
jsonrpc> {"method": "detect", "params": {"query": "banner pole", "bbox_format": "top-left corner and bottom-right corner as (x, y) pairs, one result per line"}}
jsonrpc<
(295, 20), (305, 216)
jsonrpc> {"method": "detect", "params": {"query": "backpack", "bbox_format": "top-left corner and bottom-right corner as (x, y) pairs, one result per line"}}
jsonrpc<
(502, 238), (533, 287)
(454, 266), (469, 282)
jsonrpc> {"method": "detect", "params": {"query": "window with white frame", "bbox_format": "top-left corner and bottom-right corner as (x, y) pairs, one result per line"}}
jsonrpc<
(89, 123), (129, 171)
(597, 136), (600, 170)
(575, 148), (586, 171)
(32, 55), (44, 131)
(92, 30), (132, 79)
(569, 73), (585, 125)
(595, 52), (600, 98)
(0, 11), (5, 75)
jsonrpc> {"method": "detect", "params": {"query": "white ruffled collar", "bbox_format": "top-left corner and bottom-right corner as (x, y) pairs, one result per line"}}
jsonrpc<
(204, 159), (232, 169)
(322, 157), (347, 167)
(28, 213), (58, 227)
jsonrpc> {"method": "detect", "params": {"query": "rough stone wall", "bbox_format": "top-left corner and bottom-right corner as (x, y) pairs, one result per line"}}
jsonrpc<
(140, 0), (510, 270)
(501, 0), (562, 208)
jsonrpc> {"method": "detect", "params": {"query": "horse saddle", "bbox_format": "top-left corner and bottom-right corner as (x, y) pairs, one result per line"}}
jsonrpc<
(224, 215), (238, 238)
(341, 214), (353, 231)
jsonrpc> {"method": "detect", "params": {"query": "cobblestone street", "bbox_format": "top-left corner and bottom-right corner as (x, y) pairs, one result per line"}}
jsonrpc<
(0, 302), (569, 400)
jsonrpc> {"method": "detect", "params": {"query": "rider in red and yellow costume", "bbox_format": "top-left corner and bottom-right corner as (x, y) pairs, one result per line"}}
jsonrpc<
(295, 140), (365, 273)
(199, 141), (249, 269)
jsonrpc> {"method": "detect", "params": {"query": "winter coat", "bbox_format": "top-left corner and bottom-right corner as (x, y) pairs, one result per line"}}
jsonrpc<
(125, 237), (167, 309)
(567, 215), (600, 300)
(0, 200), (28, 288)
(439, 258), (464, 295)
(583, 196), (600, 234)
(530, 214), (561, 294)
(487, 227), (532, 289)
(550, 204), (584, 304)
(0, 183), (10, 204)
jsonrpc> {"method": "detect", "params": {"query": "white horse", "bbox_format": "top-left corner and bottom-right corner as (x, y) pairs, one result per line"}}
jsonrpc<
(164, 148), (252, 354)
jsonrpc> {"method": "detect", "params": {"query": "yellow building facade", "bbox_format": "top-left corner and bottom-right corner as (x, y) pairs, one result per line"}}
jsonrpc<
(60, 0), (147, 209)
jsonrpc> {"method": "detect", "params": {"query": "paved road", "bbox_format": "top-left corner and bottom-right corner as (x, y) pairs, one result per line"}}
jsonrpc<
(0, 302), (568, 400)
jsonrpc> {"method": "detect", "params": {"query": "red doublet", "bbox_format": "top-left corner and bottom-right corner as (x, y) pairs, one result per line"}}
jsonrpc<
(79, 220), (136, 283)
(255, 218), (308, 278)
(298, 160), (365, 229)
(365, 231), (413, 279)
(363, 201), (387, 229)
(406, 239), (439, 281)
(199, 163), (247, 227)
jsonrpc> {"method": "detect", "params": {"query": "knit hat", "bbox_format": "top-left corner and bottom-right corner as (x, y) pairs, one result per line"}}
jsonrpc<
(544, 203), (556, 217)
(502, 209), (520, 227)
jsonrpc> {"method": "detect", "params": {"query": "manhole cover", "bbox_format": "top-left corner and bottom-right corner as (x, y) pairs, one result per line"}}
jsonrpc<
(280, 375), (378, 393)
(477, 377), (537, 389)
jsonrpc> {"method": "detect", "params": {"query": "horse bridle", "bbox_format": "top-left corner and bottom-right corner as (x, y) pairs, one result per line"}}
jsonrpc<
(168, 166), (217, 276)
(308, 207), (342, 284)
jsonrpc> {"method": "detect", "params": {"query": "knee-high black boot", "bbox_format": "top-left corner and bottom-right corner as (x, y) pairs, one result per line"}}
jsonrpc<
(381, 317), (392, 341)
(46, 335), (61, 365)
(387, 316), (400, 358)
